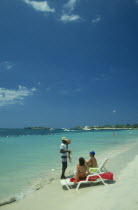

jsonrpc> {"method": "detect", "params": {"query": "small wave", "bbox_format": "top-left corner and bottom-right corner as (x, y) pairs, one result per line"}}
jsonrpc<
(0, 170), (63, 207)
(0, 197), (16, 207)
(0, 167), (75, 208)
(0, 189), (35, 207)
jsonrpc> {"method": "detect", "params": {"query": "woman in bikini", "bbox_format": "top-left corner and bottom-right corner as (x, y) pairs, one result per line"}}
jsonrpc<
(74, 157), (90, 182)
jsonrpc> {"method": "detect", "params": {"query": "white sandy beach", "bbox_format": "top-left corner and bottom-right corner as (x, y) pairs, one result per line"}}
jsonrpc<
(1, 141), (138, 210)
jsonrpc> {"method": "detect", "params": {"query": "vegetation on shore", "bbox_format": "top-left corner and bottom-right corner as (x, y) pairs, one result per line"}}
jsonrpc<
(72, 124), (138, 130)
(24, 127), (50, 130)
(24, 124), (138, 130)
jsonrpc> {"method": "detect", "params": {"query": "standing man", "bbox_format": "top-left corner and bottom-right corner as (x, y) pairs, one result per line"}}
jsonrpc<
(60, 137), (71, 179)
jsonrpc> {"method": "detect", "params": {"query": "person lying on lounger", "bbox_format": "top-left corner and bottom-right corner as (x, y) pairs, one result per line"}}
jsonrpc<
(74, 157), (90, 182)
(86, 151), (98, 168)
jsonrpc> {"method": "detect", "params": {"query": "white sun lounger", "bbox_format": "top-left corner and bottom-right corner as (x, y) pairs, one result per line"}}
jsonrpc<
(61, 173), (108, 190)
(89, 158), (109, 173)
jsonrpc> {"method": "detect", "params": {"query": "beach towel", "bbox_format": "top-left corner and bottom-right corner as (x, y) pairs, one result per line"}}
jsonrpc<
(70, 172), (113, 182)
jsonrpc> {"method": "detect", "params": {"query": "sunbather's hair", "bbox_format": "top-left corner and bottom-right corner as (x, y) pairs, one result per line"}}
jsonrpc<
(79, 157), (85, 166)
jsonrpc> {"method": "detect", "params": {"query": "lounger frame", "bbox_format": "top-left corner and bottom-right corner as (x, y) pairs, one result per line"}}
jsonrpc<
(61, 173), (108, 190)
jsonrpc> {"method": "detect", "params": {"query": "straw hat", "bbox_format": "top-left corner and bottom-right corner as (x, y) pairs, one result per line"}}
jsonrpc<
(61, 137), (71, 144)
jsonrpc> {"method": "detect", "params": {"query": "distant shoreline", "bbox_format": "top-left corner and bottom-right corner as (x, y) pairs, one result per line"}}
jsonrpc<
(0, 126), (137, 130)
(23, 127), (135, 130)
(93, 127), (133, 130)
(24, 127), (51, 130)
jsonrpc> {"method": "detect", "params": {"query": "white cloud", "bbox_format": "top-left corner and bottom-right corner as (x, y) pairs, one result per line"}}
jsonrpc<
(92, 15), (101, 24)
(60, 14), (81, 23)
(64, 0), (78, 11)
(113, 110), (116, 113)
(0, 86), (37, 107)
(61, 0), (82, 23)
(0, 61), (14, 71)
(23, 0), (55, 13)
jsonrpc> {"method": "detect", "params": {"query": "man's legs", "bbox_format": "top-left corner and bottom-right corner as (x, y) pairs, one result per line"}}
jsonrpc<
(61, 162), (67, 179)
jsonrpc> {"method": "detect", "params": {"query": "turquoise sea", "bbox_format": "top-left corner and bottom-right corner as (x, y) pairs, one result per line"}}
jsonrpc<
(0, 128), (138, 204)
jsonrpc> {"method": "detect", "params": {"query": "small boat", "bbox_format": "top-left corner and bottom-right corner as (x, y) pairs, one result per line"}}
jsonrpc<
(64, 129), (70, 131)
(82, 126), (91, 131)
(62, 128), (70, 131)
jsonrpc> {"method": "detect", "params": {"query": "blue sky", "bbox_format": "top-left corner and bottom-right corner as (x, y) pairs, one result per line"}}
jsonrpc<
(0, 0), (138, 128)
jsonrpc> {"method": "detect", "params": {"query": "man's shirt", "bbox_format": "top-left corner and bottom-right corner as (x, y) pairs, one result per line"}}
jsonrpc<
(60, 143), (67, 157)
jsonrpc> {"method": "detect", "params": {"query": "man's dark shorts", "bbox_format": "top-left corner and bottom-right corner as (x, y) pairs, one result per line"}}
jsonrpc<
(62, 161), (67, 168)
(61, 156), (67, 168)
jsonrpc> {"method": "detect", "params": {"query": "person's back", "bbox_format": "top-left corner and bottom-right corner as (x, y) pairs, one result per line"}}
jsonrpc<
(75, 157), (89, 181)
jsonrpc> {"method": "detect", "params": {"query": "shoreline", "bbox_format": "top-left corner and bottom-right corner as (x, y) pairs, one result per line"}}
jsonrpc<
(1, 139), (138, 210)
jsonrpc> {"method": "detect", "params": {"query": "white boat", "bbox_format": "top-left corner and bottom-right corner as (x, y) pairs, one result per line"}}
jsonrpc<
(62, 128), (70, 131)
(82, 126), (91, 131)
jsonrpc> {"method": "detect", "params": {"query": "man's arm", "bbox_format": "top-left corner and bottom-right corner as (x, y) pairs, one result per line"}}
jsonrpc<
(60, 149), (71, 154)
(75, 165), (79, 181)
(85, 159), (91, 166)
(86, 165), (90, 175)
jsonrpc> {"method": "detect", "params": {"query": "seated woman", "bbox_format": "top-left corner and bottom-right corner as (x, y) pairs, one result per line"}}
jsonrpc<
(74, 157), (90, 182)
